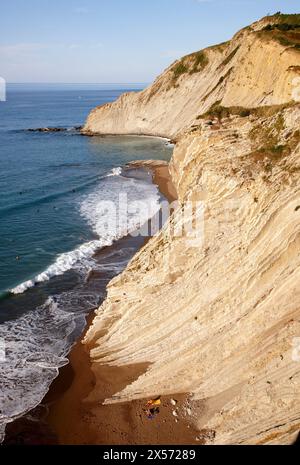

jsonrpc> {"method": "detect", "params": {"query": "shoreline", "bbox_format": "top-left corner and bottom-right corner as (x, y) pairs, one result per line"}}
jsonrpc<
(42, 163), (203, 445)
(4, 162), (203, 445)
(80, 130), (174, 143)
(125, 160), (178, 203)
(45, 163), (180, 445)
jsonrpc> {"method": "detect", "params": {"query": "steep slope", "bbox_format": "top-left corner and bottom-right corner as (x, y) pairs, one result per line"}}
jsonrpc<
(83, 14), (300, 445)
(83, 14), (300, 139)
(84, 104), (300, 445)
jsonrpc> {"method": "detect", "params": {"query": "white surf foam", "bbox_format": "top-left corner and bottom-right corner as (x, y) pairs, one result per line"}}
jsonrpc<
(106, 166), (122, 177)
(10, 239), (109, 294)
(0, 297), (86, 442)
(80, 175), (161, 238)
(10, 173), (161, 295)
(1, 170), (162, 441)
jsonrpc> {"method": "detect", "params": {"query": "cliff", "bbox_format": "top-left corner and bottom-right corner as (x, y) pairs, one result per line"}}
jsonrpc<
(83, 14), (300, 445)
(83, 14), (300, 139)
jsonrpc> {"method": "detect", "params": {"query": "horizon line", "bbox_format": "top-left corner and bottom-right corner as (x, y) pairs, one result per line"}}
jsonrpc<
(6, 82), (150, 85)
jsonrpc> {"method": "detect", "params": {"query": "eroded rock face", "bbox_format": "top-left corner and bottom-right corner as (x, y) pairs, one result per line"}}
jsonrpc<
(83, 14), (300, 445)
(82, 15), (300, 139)
(84, 105), (300, 444)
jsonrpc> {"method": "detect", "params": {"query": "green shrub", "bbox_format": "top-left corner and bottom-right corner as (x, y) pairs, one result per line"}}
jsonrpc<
(198, 102), (294, 122)
(272, 13), (300, 25)
(263, 13), (300, 26)
(189, 51), (209, 74)
(173, 62), (188, 79)
(198, 103), (253, 120)
(263, 23), (300, 32)
(260, 13), (300, 51)
(239, 109), (251, 117)
(270, 144), (286, 154)
(170, 50), (209, 86)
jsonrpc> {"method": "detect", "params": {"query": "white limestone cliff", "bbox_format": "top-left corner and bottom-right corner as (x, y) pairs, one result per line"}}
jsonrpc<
(83, 14), (300, 444)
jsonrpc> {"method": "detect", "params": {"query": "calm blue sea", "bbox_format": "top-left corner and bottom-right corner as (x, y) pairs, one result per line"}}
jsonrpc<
(0, 83), (172, 439)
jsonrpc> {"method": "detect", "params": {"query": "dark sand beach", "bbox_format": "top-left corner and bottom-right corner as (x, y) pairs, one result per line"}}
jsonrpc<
(44, 164), (204, 445)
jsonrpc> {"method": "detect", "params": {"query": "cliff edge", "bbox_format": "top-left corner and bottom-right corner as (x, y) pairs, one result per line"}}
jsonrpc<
(83, 14), (300, 139)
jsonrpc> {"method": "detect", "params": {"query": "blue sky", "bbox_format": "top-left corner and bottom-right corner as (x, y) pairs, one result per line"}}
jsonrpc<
(0, 0), (299, 83)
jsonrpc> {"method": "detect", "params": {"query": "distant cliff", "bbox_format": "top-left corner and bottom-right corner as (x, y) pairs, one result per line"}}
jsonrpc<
(83, 14), (300, 445)
(83, 14), (300, 139)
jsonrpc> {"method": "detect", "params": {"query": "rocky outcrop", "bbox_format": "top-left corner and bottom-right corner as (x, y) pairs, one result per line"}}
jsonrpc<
(83, 14), (300, 445)
(27, 126), (82, 133)
(83, 14), (300, 139)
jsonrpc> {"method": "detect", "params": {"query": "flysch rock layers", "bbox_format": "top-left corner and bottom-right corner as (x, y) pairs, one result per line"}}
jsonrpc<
(83, 14), (300, 444)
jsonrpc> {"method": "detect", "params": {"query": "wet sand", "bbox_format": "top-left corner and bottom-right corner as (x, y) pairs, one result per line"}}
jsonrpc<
(5, 163), (207, 445)
(125, 160), (178, 203)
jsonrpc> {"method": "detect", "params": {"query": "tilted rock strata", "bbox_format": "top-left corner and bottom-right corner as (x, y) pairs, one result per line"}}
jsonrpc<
(83, 16), (300, 139)
(85, 105), (300, 444)
(84, 15), (300, 445)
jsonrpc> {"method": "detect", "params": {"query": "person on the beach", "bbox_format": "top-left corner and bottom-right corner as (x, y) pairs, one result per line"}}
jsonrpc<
(144, 398), (161, 420)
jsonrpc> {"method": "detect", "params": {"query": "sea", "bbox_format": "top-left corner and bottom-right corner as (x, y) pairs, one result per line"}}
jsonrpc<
(0, 83), (173, 440)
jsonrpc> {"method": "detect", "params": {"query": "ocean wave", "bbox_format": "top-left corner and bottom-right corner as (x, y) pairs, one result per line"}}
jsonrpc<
(0, 224), (145, 441)
(1, 170), (161, 442)
(0, 296), (86, 442)
(80, 174), (161, 240)
(9, 239), (107, 294)
(106, 166), (122, 177)
(9, 173), (161, 295)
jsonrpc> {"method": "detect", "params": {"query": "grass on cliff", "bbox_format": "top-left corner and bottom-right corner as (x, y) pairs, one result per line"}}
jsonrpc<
(197, 102), (251, 121)
(208, 41), (229, 52)
(249, 112), (285, 144)
(170, 51), (209, 87)
(270, 13), (300, 25)
(263, 23), (300, 32)
(249, 144), (290, 170)
(246, 111), (298, 171)
(197, 101), (294, 121)
(259, 13), (300, 51)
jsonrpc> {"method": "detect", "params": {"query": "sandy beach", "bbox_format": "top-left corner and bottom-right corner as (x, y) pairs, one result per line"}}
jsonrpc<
(43, 163), (205, 445)
(126, 160), (178, 203)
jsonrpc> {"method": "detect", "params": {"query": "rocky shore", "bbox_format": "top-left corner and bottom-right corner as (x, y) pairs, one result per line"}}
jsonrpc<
(27, 126), (82, 133)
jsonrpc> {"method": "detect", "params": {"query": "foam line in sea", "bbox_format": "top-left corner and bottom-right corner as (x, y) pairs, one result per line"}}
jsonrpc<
(9, 169), (161, 295)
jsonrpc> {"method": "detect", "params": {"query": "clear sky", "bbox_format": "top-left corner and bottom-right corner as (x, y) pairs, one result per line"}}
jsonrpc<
(0, 0), (299, 83)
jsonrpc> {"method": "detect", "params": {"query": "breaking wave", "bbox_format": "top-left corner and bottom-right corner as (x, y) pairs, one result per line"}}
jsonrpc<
(10, 168), (160, 295)
(1, 166), (162, 441)
(0, 296), (85, 442)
